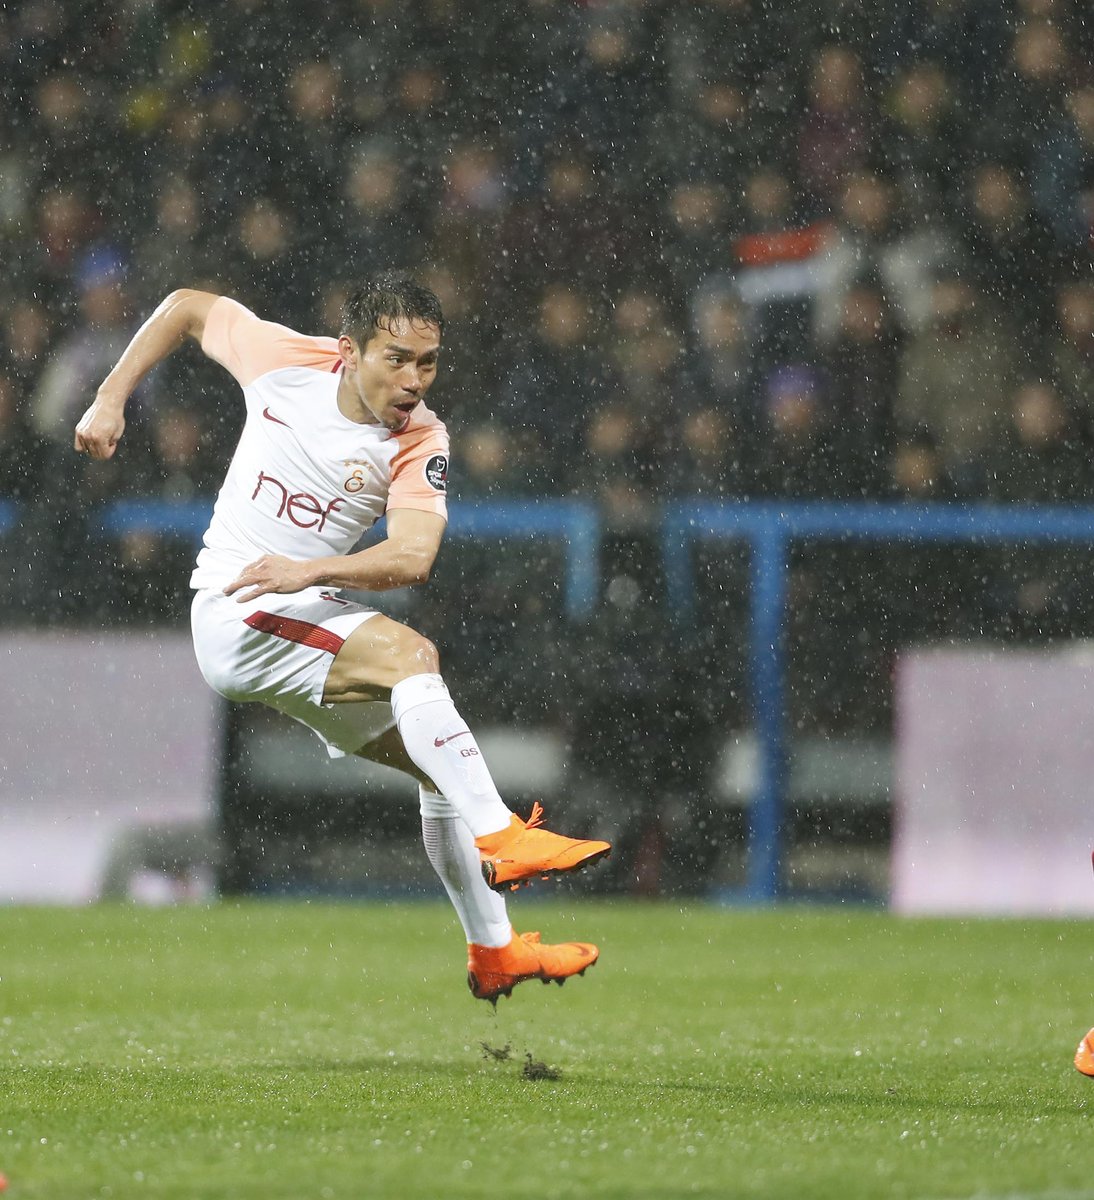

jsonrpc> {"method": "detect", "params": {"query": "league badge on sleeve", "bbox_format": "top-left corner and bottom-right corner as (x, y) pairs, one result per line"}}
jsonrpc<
(425, 454), (448, 493)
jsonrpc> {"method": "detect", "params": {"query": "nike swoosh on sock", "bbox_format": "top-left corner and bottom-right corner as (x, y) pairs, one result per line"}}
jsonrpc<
(434, 730), (472, 747)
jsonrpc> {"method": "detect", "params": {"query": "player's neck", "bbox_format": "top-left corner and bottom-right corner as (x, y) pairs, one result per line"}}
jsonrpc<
(336, 372), (382, 426)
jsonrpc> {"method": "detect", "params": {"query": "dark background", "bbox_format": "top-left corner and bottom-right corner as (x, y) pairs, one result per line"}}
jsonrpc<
(3, 0), (1093, 896)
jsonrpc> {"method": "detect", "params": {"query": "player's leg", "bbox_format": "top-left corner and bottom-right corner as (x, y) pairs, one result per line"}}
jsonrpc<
(324, 614), (611, 890)
(354, 726), (511, 948)
(355, 726), (600, 1004)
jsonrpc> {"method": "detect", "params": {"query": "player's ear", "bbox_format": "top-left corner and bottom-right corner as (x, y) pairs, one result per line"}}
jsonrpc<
(338, 334), (358, 369)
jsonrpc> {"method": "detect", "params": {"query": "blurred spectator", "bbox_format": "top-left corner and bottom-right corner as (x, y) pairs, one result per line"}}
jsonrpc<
(797, 45), (873, 215)
(757, 366), (841, 498)
(338, 145), (423, 279)
(871, 1), (1008, 111)
(560, 13), (656, 177)
(145, 406), (223, 501)
(981, 19), (1071, 169)
(959, 162), (1060, 335)
(1032, 82), (1094, 256)
(1047, 280), (1094, 437)
(822, 279), (903, 496)
(658, 0), (776, 111)
(502, 282), (608, 474)
(457, 423), (548, 498)
(581, 407), (655, 528)
(668, 407), (755, 498)
(414, 264), (494, 422)
(645, 77), (754, 190)
(200, 83), (269, 229)
(499, 150), (632, 296)
(890, 426), (947, 499)
(659, 181), (730, 313)
(30, 250), (139, 444)
(132, 175), (211, 311)
(336, 0), (411, 126)
(732, 166), (824, 373)
(279, 60), (348, 238)
(981, 382), (1093, 639)
(30, 186), (99, 308)
(983, 379), (1090, 502)
(0, 372), (50, 501)
(388, 65), (452, 186)
(32, 71), (103, 194)
(813, 168), (953, 343)
(895, 276), (1016, 487)
(879, 61), (964, 226)
(3, 300), (53, 395)
(686, 282), (753, 424)
(607, 286), (682, 435)
(230, 199), (298, 322)
(431, 141), (510, 313)
(0, 369), (55, 615)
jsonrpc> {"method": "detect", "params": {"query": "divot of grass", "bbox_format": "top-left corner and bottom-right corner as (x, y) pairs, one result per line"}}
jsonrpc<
(521, 1052), (562, 1081)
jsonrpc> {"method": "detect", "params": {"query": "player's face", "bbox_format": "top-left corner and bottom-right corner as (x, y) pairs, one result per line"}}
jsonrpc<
(340, 318), (441, 431)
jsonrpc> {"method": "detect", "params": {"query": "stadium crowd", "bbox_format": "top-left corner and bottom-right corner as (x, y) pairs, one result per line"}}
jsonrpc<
(3, 0), (1094, 765)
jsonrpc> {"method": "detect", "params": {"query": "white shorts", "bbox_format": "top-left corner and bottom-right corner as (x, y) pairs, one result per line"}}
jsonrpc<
(190, 587), (398, 758)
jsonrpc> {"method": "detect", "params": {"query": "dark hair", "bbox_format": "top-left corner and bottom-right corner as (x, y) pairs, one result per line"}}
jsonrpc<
(340, 270), (445, 344)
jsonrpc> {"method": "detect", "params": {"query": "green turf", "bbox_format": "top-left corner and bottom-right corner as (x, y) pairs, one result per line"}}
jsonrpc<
(1, 901), (1092, 1199)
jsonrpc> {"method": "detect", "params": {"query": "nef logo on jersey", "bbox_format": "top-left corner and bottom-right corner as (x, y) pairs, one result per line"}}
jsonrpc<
(251, 470), (346, 530)
(425, 454), (448, 493)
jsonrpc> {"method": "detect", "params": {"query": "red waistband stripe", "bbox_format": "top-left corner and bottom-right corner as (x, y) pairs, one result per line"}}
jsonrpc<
(244, 611), (345, 656)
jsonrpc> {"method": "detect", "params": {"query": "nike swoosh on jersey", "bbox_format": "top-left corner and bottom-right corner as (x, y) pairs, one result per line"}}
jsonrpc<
(262, 407), (292, 428)
(434, 730), (472, 747)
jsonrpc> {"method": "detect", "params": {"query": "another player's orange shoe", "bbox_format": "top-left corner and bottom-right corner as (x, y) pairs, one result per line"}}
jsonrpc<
(467, 929), (599, 1005)
(1075, 1028), (1094, 1077)
(475, 803), (611, 892)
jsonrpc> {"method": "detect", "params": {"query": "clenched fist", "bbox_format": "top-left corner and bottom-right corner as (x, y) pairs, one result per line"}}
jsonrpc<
(74, 396), (126, 460)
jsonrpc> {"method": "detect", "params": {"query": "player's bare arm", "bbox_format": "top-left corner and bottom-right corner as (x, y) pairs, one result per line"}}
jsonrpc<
(74, 289), (220, 460)
(222, 508), (446, 603)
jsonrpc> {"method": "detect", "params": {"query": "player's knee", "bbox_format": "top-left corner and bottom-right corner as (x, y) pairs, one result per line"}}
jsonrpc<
(400, 633), (439, 677)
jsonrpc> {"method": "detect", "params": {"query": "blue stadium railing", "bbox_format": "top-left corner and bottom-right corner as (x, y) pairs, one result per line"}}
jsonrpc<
(661, 501), (1094, 903)
(96, 497), (602, 621)
(7, 495), (1094, 903)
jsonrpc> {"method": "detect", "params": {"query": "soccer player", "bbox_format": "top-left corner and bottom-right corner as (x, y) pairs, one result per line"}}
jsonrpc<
(74, 273), (610, 1004)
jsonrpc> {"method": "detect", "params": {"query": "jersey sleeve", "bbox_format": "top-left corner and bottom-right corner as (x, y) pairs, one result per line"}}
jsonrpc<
(201, 296), (340, 386)
(387, 424), (450, 520)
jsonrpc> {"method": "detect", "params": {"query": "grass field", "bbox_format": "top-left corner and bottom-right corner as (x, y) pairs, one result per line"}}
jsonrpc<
(1, 900), (1092, 1199)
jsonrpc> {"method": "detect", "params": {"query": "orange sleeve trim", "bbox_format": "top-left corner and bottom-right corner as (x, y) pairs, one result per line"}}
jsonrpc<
(387, 421), (449, 519)
(201, 297), (341, 386)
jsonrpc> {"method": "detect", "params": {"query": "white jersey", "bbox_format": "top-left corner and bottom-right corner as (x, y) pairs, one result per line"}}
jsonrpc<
(190, 297), (448, 591)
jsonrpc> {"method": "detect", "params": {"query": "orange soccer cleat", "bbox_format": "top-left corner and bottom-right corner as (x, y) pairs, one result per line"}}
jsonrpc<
(467, 929), (599, 1005)
(1075, 1028), (1094, 1077)
(475, 802), (611, 892)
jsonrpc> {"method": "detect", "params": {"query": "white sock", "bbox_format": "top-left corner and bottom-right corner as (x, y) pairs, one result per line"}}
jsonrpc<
(390, 672), (512, 838)
(420, 787), (511, 948)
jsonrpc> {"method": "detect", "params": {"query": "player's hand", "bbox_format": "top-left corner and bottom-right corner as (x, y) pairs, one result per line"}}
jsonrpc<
(74, 396), (126, 460)
(224, 555), (316, 603)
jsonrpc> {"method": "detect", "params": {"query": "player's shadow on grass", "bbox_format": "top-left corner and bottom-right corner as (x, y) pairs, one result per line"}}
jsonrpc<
(257, 1062), (1086, 1119)
(581, 1075), (1085, 1118)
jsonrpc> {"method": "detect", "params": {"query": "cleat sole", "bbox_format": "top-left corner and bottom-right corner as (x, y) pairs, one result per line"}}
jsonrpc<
(482, 845), (612, 894)
(468, 955), (598, 1003)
